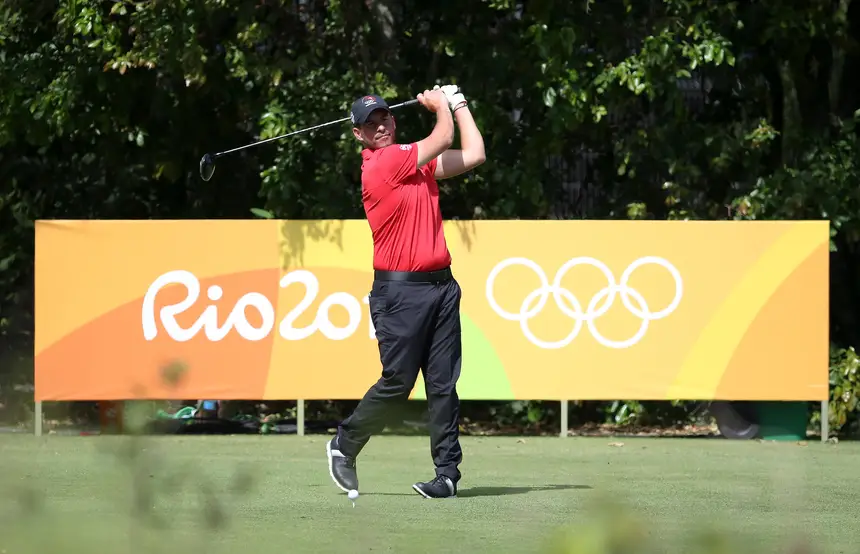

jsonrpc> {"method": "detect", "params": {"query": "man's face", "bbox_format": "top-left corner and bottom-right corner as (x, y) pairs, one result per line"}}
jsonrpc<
(352, 109), (396, 149)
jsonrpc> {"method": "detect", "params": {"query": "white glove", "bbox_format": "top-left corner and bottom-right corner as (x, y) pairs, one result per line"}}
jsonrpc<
(434, 84), (467, 111)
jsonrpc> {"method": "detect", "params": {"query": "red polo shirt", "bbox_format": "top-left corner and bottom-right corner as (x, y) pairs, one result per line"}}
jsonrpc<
(360, 142), (452, 272)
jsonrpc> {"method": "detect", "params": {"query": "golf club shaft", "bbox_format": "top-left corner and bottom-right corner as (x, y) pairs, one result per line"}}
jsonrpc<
(214, 98), (420, 159)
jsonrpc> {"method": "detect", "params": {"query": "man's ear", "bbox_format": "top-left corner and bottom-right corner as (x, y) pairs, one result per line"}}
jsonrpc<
(352, 127), (364, 143)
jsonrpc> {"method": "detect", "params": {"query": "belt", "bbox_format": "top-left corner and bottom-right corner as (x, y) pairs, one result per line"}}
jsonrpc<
(374, 266), (453, 282)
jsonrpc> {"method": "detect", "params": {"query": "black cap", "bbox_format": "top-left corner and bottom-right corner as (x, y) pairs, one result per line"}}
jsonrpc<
(350, 94), (390, 126)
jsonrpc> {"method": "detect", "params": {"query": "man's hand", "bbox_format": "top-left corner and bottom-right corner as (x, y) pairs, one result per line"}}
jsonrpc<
(416, 89), (449, 113)
(434, 84), (467, 111)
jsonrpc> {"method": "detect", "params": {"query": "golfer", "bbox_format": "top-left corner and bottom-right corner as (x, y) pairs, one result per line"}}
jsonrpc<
(326, 85), (485, 499)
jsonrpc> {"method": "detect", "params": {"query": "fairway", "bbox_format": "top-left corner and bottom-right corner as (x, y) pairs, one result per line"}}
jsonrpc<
(1, 435), (858, 553)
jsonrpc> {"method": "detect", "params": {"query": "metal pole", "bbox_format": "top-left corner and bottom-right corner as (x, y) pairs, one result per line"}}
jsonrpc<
(297, 400), (305, 436)
(35, 401), (43, 437)
(560, 400), (568, 437)
(820, 399), (829, 442)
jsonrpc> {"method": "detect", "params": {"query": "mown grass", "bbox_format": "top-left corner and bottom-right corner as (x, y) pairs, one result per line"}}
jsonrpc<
(1, 434), (857, 553)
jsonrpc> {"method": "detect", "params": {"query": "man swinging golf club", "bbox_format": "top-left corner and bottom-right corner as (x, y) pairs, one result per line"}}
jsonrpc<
(326, 85), (485, 499)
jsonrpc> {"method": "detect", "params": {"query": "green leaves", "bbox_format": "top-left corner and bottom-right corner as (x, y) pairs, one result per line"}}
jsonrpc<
(250, 208), (274, 219)
(2, 0), (860, 435)
(822, 346), (860, 434)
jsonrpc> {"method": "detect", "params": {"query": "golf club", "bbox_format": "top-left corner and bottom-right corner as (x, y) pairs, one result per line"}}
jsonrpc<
(199, 98), (420, 181)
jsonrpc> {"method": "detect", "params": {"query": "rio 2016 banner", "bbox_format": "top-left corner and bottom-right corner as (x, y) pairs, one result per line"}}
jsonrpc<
(34, 219), (829, 402)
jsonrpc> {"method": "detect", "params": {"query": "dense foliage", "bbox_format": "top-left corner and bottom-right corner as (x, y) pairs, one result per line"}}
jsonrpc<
(2, 0), (859, 435)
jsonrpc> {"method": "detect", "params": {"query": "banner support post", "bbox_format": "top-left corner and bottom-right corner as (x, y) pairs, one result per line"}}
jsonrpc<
(820, 399), (829, 442)
(34, 401), (43, 437)
(560, 400), (568, 438)
(297, 400), (305, 436)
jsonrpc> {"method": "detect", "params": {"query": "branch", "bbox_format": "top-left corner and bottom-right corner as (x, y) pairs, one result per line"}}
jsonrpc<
(828, 0), (852, 120)
(778, 58), (802, 165)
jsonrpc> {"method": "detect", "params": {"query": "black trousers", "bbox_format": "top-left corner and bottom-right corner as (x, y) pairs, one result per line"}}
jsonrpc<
(337, 268), (463, 483)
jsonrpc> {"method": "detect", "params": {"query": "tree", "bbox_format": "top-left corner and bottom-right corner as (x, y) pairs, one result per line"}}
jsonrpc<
(2, 0), (858, 433)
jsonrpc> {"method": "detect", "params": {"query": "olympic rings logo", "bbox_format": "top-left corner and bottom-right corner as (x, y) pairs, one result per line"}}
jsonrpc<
(485, 257), (683, 349)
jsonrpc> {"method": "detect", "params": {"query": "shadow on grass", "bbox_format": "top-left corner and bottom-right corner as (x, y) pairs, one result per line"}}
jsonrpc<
(458, 484), (592, 497)
(360, 484), (592, 497)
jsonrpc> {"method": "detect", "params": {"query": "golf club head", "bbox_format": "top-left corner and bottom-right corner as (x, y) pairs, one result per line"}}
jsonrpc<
(199, 153), (216, 181)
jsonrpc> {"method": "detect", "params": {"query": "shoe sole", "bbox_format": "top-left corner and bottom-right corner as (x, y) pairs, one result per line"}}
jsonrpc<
(326, 439), (351, 494)
(411, 483), (456, 499)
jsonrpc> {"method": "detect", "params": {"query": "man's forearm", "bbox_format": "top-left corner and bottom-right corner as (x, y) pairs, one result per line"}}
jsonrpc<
(454, 106), (485, 161)
(433, 107), (455, 147)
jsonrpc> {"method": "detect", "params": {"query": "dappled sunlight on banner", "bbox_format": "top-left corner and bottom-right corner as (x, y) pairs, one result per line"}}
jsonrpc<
(34, 219), (829, 402)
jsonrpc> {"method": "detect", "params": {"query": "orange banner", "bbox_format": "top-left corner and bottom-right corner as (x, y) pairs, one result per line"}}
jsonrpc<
(34, 219), (829, 401)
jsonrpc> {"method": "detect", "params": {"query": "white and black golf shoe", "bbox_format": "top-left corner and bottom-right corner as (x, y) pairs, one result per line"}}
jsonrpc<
(326, 436), (358, 493)
(412, 475), (457, 499)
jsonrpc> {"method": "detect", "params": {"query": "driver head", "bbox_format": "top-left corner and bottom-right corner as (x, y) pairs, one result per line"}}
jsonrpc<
(199, 153), (216, 181)
(350, 95), (396, 150)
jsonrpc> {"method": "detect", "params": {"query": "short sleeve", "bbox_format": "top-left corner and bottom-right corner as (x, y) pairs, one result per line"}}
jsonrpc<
(374, 143), (419, 184)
